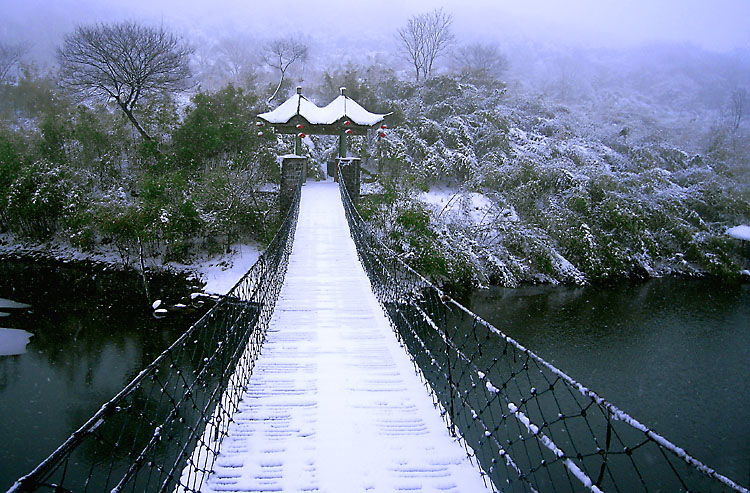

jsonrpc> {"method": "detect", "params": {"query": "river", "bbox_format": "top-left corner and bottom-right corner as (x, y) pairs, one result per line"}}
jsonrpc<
(2, 260), (747, 490)
(0, 257), (211, 491)
(469, 277), (750, 489)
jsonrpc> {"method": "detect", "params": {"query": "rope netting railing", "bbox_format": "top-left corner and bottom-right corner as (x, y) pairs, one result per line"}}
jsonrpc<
(10, 170), (304, 493)
(337, 170), (748, 493)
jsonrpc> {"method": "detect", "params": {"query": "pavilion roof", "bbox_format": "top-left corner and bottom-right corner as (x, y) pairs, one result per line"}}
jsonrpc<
(258, 87), (388, 127)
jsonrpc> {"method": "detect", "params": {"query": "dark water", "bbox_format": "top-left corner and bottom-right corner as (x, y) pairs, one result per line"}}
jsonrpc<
(0, 257), (210, 491)
(469, 277), (750, 488)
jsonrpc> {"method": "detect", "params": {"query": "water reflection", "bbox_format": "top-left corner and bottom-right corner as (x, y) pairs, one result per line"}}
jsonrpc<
(469, 277), (750, 488)
(0, 258), (208, 492)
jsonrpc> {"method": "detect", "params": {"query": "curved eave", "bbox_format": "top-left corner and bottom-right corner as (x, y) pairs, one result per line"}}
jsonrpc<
(318, 95), (389, 126)
(257, 91), (391, 130)
(257, 93), (323, 124)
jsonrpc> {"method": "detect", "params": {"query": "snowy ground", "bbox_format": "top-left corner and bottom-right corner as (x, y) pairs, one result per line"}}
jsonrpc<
(0, 327), (33, 356)
(727, 225), (750, 241)
(0, 298), (33, 356)
(176, 243), (262, 295)
(0, 232), (262, 297)
(202, 181), (488, 492)
(419, 187), (495, 224)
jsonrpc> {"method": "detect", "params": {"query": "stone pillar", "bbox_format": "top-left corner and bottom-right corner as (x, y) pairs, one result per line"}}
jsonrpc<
(280, 155), (307, 214)
(338, 157), (361, 205)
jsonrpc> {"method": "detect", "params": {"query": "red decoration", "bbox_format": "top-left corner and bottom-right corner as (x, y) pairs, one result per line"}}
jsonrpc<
(296, 124), (304, 130)
(345, 129), (353, 135)
(344, 120), (351, 126)
(298, 132), (306, 138)
(379, 132), (386, 138)
(257, 131), (263, 136)
(256, 122), (264, 127)
(380, 124), (387, 129)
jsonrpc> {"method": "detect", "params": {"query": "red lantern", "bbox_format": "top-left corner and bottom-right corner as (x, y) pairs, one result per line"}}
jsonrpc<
(344, 120), (351, 126)
(298, 132), (306, 138)
(379, 132), (386, 138)
(345, 129), (353, 135)
(256, 121), (264, 127)
(296, 124), (304, 130)
(380, 124), (387, 129)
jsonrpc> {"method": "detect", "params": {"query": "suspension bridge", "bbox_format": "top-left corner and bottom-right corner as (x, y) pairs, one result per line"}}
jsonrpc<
(9, 88), (750, 492)
(9, 168), (749, 492)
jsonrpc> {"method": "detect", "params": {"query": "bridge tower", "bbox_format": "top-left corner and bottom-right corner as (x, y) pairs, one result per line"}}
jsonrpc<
(257, 86), (390, 210)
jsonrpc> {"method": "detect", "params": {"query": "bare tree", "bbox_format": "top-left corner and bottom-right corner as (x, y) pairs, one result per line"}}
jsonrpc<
(58, 21), (192, 141)
(0, 41), (27, 84)
(397, 8), (454, 82)
(452, 42), (508, 81)
(216, 36), (258, 87)
(731, 87), (747, 131)
(264, 37), (308, 103)
(397, 14), (427, 83)
(422, 9), (455, 79)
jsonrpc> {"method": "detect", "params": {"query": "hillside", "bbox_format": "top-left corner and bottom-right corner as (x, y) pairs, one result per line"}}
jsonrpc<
(345, 73), (749, 295)
(1, 45), (748, 295)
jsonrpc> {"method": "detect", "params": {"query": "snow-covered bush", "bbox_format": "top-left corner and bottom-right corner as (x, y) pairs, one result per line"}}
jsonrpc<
(4, 160), (68, 239)
(355, 72), (749, 289)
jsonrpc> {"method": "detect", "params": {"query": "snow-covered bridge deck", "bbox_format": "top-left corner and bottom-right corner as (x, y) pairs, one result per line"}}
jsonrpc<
(203, 181), (487, 492)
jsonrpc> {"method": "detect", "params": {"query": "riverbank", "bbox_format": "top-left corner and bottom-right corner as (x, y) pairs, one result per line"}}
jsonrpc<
(0, 233), (262, 297)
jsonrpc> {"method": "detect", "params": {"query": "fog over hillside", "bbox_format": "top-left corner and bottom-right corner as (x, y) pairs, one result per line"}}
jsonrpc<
(6, 0), (750, 49)
(4, 0), (749, 122)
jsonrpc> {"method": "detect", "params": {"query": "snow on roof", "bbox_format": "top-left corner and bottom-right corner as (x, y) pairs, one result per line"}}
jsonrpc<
(257, 87), (388, 126)
(257, 92), (325, 124)
(727, 225), (750, 241)
(317, 93), (387, 126)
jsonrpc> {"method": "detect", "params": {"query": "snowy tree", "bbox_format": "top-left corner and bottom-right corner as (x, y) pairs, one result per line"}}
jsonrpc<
(58, 21), (192, 141)
(215, 36), (258, 88)
(397, 8), (455, 82)
(264, 36), (308, 103)
(451, 43), (508, 81)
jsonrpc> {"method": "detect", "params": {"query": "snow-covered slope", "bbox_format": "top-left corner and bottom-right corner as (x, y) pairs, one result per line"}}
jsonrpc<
(357, 75), (749, 288)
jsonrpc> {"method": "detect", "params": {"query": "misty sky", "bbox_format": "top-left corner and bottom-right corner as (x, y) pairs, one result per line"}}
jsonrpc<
(3, 0), (750, 62)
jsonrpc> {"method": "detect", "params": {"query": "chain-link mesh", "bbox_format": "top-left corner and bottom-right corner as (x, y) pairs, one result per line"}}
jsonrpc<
(9, 171), (304, 493)
(338, 172), (748, 493)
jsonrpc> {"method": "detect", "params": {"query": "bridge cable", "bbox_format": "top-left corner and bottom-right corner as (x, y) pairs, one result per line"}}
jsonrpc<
(9, 168), (305, 493)
(336, 166), (748, 493)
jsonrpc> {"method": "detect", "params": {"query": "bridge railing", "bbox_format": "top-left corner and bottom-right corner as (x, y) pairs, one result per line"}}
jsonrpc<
(10, 169), (304, 493)
(338, 172), (748, 493)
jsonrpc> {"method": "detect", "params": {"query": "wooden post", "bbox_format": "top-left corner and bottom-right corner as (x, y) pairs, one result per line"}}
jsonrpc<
(339, 87), (348, 158)
(295, 87), (303, 155)
(339, 130), (347, 158)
